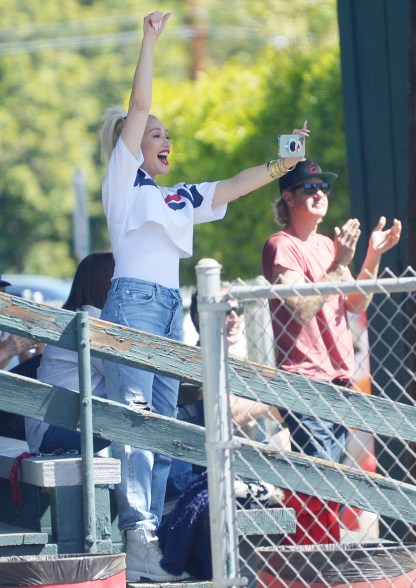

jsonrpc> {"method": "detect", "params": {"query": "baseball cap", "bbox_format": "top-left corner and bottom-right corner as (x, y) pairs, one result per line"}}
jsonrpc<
(279, 159), (338, 194)
(0, 275), (11, 288)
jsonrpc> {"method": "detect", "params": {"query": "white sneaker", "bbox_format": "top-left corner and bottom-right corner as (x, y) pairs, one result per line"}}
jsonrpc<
(125, 527), (190, 582)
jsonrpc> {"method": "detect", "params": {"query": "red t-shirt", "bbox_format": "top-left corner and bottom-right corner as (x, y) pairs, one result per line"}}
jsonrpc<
(262, 230), (355, 382)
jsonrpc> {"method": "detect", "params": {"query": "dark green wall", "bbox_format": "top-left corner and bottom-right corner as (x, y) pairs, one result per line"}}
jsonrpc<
(337, 0), (409, 269)
(337, 0), (411, 541)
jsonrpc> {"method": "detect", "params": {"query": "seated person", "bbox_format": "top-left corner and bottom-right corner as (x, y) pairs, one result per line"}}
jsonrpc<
(165, 285), (283, 512)
(0, 275), (43, 440)
(25, 252), (115, 455)
(0, 275), (42, 371)
(0, 354), (43, 441)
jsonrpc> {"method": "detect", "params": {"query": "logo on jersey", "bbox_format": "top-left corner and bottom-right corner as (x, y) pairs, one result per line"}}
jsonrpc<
(135, 169), (203, 210)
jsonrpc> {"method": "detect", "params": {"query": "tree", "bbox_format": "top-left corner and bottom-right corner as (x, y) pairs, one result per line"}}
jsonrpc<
(0, 0), (343, 281)
(153, 46), (347, 284)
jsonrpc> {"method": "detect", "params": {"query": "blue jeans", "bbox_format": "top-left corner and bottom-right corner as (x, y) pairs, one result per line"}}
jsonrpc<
(280, 410), (347, 462)
(101, 278), (183, 532)
(165, 401), (205, 507)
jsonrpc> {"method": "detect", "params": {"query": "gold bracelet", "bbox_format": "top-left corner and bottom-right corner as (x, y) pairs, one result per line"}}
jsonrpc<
(267, 159), (295, 179)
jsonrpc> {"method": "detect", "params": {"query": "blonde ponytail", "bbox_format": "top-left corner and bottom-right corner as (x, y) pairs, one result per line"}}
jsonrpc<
(273, 197), (289, 226)
(99, 105), (127, 164)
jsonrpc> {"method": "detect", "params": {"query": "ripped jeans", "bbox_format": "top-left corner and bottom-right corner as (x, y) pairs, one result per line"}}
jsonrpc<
(101, 277), (183, 532)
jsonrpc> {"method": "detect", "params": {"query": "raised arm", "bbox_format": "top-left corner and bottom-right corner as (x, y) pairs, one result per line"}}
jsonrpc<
(121, 11), (170, 157)
(212, 123), (310, 208)
(346, 216), (402, 313)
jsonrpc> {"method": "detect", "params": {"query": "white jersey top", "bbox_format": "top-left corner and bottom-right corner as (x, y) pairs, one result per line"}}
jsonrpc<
(102, 138), (227, 288)
(25, 305), (106, 453)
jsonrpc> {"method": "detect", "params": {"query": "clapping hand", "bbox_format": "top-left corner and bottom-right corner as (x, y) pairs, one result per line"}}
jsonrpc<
(368, 216), (402, 256)
(333, 218), (361, 267)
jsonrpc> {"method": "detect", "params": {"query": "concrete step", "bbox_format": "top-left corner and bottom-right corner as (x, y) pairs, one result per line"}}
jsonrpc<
(0, 522), (57, 555)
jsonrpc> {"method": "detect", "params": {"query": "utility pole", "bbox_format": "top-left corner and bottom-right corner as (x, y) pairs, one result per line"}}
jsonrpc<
(187, 0), (207, 79)
(72, 170), (90, 263)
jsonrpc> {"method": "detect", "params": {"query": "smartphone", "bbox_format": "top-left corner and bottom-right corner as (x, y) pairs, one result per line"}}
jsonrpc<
(278, 134), (306, 158)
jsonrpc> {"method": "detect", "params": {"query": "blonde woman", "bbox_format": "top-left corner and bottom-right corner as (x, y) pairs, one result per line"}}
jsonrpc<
(99, 10), (307, 582)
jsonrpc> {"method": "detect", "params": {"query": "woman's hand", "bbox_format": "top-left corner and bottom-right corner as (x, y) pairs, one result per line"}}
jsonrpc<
(283, 120), (310, 169)
(292, 121), (310, 138)
(143, 11), (171, 37)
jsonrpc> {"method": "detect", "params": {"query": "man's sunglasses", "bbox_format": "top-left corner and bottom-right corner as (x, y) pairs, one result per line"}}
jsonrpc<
(226, 304), (244, 316)
(291, 182), (331, 196)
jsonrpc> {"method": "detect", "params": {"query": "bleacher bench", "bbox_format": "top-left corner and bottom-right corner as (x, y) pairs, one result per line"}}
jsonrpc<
(0, 438), (296, 584)
(0, 438), (120, 555)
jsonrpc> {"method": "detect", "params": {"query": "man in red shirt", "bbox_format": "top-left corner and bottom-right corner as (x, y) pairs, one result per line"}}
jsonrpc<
(262, 159), (401, 461)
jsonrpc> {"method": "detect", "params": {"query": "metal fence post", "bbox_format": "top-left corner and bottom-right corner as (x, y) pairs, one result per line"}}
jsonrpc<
(243, 276), (276, 367)
(195, 258), (242, 588)
(76, 310), (97, 553)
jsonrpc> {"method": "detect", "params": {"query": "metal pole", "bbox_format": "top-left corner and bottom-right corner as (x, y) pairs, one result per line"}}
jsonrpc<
(76, 311), (97, 553)
(244, 276), (276, 367)
(195, 258), (242, 588)
(72, 170), (90, 263)
(243, 276), (281, 445)
(229, 276), (416, 300)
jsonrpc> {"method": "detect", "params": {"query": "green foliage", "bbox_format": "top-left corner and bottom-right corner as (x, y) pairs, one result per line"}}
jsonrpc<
(0, 0), (346, 283)
(155, 46), (348, 284)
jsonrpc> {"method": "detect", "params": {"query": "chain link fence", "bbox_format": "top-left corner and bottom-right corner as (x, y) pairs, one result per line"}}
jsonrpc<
(195, 261), (416, 588)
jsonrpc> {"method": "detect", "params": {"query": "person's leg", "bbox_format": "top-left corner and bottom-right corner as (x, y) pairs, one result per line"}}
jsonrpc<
(101, 278), (183, 531)
(0, 411), (26, 441)
(39, 425), (110, 454)
(164, 459), (199, 514)
(282, 410), (347, 462)
(149, 372), (181, 520)
(280, 412), (346, 546)
(164, 403), (203, 513)
(149, 292), (184, 522)
(102, 279), (188, 582)
(104, 360), (158, 530)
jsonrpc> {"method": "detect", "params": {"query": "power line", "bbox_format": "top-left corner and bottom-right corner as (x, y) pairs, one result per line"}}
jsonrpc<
(0, 27), (286, 56)
(0, 15), (141, 40)
(0, 31), (141, 55)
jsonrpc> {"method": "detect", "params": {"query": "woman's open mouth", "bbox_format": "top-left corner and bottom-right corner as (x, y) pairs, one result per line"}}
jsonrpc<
(158, 150), (169, 165)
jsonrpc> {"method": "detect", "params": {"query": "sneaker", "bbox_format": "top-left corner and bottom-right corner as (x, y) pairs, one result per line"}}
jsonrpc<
(125, 527), (190, 582)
